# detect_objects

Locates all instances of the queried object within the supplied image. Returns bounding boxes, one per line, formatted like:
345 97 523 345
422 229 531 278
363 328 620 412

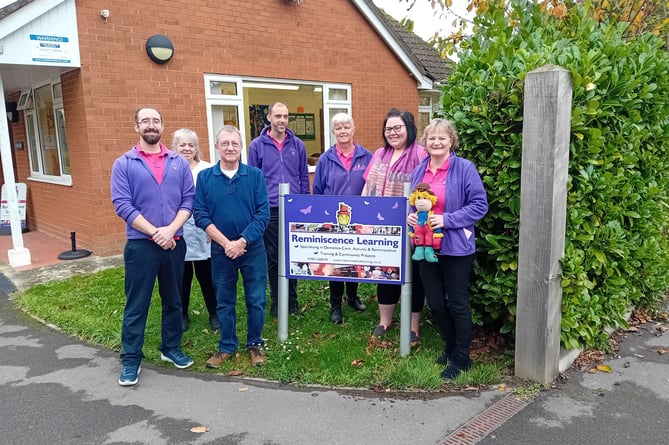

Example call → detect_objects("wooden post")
515 65 572 383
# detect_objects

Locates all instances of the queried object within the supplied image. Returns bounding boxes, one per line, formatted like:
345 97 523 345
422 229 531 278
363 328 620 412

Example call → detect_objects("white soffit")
350 0 433 90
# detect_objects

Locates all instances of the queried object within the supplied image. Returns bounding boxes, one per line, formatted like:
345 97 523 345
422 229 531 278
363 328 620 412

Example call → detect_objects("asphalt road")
478 310 669 445
0 282 501 445
3 260 668 445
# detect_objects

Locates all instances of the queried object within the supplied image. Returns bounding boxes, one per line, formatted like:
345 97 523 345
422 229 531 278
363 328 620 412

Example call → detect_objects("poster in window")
288 113 315 140
249 105 269 139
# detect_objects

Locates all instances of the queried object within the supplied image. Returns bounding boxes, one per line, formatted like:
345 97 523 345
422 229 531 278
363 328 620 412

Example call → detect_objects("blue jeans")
211 241 267 353
121 238 186 366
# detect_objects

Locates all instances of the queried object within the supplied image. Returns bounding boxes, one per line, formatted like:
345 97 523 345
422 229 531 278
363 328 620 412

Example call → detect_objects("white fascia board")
0 0 66 40
350 0 433 90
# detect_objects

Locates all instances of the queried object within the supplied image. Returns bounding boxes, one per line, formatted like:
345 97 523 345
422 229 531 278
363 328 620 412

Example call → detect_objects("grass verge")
13 267 509 391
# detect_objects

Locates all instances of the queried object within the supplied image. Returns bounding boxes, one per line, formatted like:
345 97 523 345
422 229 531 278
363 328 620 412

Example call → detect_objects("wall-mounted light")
145 34 174 64
100 9 110 24
5 101 19 123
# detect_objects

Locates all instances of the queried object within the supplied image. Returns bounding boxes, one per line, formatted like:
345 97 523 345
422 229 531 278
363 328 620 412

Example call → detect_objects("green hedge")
438 0 669 349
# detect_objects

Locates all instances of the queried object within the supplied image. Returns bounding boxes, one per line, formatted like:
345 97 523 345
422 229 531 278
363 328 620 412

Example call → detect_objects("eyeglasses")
137 118 162 127
384 124 405 134
218 141 241 149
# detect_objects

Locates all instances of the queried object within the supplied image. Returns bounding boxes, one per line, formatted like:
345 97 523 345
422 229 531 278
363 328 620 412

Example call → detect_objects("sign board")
284 194 407 284
1 183 27 233
30 34 71 63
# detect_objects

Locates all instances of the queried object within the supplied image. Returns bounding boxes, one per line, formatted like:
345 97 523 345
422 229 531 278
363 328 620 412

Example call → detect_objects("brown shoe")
248 347 266 367
206 351 231 368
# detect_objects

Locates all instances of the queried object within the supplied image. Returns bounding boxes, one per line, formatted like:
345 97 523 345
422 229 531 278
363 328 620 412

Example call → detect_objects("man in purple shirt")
248 102 309 317
111 107 195 386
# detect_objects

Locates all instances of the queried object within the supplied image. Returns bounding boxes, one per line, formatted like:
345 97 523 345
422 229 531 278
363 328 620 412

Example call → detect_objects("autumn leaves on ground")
572 307 669 375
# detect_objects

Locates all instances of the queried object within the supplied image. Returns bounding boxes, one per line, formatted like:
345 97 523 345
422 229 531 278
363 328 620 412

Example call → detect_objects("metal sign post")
399 182 412 357
277 183 289 342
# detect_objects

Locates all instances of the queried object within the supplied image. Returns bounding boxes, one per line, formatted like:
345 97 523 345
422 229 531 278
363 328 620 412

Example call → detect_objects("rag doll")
408 183 443 262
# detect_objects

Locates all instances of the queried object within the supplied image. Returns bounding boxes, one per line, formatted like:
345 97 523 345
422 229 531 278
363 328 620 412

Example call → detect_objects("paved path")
477 313 669 445
0 261 502 445
2 257 668 445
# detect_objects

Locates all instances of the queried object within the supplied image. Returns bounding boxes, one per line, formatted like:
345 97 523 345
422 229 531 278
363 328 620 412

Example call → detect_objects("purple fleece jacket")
247 127 310 206
410 152 488 256
111 145 194 239
312 144 372 196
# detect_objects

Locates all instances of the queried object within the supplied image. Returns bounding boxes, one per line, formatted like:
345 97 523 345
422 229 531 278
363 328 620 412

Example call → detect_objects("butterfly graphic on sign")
300 205 312 215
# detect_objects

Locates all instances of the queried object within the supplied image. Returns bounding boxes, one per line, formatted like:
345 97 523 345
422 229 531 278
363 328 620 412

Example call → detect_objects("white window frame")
323 84 352 155
24 79 72 186
204 74 352 172
203 76 246 163
16 89 32 111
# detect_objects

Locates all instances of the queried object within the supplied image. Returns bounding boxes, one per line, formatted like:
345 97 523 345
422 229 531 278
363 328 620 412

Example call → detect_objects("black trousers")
329 281 359 308
419 254 475 366
264 207 298 307
182 258 217 318
376 261 425 312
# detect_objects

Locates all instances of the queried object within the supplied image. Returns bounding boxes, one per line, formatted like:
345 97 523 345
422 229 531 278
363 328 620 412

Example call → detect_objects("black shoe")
289 300 300 315
209 314 220 331
372 324 389 338
347 297 366 312
410 331 420 348
181 316 189 332
441 359 472 380
436 350 452 365
270 301 278 318
330 307 342 324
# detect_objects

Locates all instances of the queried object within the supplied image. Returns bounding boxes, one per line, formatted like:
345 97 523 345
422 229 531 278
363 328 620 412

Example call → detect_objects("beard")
141 131 161 145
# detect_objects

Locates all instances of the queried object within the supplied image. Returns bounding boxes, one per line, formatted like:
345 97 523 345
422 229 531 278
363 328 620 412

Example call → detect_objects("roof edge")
0 0 65 40
351 0 434 89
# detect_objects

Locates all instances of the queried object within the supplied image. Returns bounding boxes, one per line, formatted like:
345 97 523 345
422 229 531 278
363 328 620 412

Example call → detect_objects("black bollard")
58 231 92 260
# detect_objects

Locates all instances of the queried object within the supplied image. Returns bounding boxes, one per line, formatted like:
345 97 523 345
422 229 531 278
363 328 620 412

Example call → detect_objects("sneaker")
206 351 232 368
372 324 389 338
410 331 419 348
160 349 194 369
441 359 472 380
209 314 220 331
118 364 141 386
249 346 266 367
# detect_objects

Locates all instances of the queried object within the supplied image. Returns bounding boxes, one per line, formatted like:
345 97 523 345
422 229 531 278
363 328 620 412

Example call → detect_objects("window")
417 92 440 139
23 80 71 185
204 75 351 172
16 89 32 111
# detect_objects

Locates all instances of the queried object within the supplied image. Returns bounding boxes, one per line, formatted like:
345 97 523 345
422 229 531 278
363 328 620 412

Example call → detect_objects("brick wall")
11 0 419 256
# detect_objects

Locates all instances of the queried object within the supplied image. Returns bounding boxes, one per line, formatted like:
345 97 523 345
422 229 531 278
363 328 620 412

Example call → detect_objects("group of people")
110 102 488 386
